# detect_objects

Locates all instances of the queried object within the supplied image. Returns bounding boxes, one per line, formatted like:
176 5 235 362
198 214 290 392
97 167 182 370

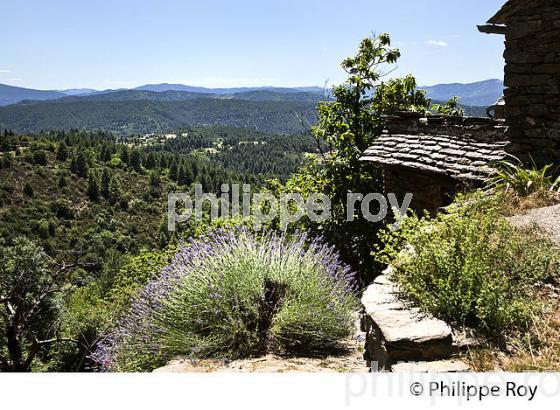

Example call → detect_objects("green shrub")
94 230 358 371
487 159 559 197
23 182 34 197
32 149 48 166
375 199 560 341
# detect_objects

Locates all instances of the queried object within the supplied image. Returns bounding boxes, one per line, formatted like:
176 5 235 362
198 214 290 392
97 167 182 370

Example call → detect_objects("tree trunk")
6 324 25 371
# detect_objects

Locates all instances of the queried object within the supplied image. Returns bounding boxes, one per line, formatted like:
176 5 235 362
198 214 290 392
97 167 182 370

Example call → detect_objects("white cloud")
427 40 448 47
0 69 10 74
8 78 22 82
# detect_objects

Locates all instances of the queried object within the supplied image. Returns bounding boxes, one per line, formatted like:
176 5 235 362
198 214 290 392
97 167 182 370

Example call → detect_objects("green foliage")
102 231 357 371
0 98 318 135
72 150 89 178
109 247 177 310
373 75 430 114
56 142 68 161
431 96 465 117
0 237 70 371
487 159 560 197
87 172 100 201
375 195 560 341
277 34 426 283
32 149 48 166
23 182 34 197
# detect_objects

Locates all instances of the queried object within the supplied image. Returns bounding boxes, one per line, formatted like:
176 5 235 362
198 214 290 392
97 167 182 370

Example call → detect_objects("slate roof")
487 0 529 25
360 132 510 181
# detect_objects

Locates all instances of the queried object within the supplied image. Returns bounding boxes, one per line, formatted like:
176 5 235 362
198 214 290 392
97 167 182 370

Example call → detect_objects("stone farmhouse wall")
503 1 560 165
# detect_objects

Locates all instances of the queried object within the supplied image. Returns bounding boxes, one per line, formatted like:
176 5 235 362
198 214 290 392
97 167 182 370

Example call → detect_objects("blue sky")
0 0 506 90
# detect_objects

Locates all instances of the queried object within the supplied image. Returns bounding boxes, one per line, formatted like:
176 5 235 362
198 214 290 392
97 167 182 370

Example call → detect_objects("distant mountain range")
0 83 327 106
0 79 503 107
421 79 504 107
0 79 503 135
134 83 325 95
0 84 67 106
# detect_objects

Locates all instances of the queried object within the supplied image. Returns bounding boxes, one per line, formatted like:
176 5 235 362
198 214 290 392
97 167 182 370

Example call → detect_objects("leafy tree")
0 237 76 372
23 182 34 197
2 153 13 169
373 75 430 114
431 96 465 117
145 152 157 169
149 171 161 188
87 172 100 201
32 150 48 166
0 136 12 152
108 178 122 205
73 151 89 178
178 165 194 186
58 173 67 189
169 160 179 182
130 149 142 172
279 33 428 284
56 142 69 161
100 168 111 198
119 146 130 165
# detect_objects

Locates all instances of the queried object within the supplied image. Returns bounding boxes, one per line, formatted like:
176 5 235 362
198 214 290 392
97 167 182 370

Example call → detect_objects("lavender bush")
93 229 358 371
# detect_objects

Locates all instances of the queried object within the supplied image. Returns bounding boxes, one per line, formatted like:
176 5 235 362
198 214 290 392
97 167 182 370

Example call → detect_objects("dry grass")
465 293 560 372
499 190 560 217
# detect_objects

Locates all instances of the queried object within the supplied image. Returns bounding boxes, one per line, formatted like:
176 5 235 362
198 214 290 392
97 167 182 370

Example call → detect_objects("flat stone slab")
508 203 560 245
391 359 470 373
361 274 453 369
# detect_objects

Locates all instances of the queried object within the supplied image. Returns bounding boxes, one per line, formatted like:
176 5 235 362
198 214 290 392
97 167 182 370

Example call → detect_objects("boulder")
361 273 453 371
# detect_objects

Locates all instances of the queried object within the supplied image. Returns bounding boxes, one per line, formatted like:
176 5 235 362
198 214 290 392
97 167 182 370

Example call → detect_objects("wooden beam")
477 24 507 35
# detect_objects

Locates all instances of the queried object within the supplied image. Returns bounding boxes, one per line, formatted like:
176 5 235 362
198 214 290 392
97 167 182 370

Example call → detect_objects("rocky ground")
508 203 560 245
154 319 369 373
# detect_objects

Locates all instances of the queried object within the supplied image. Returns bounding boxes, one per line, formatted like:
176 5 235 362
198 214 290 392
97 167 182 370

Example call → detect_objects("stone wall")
383 165 460 216
503 0 560 166
384 113 507 143
371 113 507 215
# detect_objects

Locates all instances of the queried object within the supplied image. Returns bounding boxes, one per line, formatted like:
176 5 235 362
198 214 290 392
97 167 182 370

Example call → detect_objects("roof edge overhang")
477 24 507 35
487 0 524 25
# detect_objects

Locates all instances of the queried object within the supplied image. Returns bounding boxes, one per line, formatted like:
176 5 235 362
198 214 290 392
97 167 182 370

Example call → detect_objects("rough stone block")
361 274 453 371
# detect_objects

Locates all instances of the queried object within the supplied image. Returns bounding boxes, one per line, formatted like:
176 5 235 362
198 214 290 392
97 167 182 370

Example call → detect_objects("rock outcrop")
361 270 469 372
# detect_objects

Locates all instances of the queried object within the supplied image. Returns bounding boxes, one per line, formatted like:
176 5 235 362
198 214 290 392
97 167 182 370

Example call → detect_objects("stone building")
360 0 560 214
361 114 508 214
478 0 560 167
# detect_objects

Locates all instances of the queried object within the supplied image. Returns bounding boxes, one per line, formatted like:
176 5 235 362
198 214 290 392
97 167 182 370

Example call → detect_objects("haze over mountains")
0 79 503 135
421 79 504 106
0 80 503 107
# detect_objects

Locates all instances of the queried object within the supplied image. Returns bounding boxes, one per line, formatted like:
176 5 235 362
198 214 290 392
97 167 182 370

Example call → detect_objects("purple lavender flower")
92 227 357 371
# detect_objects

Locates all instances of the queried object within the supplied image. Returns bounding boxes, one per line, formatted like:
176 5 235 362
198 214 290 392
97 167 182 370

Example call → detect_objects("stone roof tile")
361 132 510 181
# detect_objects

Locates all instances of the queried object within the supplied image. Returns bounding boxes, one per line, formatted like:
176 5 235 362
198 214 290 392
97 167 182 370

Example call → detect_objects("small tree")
130 149 142 172
108 178 122 205
169 161 179 182
73 151 89 178
58 173 67 189
0 237 77 372
87 172 100 201
56 142 68 162
100 168 111 198
145 152 157 170
119 146 130 165
279 33 430 284
23 182 34 197
32 150 48 166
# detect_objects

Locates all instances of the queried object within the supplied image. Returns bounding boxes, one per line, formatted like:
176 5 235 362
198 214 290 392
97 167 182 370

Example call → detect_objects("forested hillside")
0 98 317 135
0 126 316 370
0 127 313 263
